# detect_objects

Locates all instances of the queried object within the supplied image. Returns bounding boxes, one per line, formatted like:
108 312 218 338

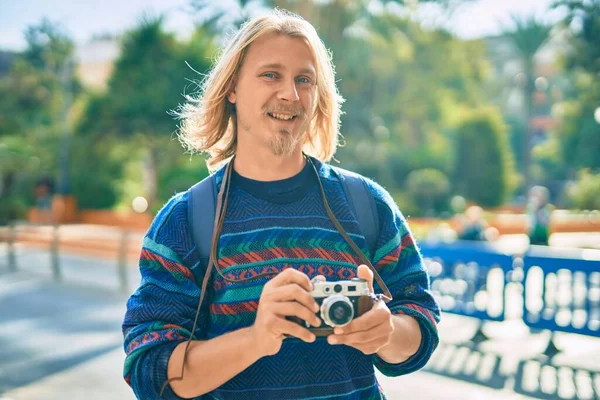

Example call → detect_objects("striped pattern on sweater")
122 158 440 400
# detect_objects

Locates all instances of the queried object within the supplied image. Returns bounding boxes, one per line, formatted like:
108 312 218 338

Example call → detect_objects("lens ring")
320 294 354 327
329 302 352 325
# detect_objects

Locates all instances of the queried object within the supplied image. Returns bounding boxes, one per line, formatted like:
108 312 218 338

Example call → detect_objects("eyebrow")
258 63 316 77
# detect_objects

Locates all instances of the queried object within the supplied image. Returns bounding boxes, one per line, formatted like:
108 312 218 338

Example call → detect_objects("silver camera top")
310 278 370 298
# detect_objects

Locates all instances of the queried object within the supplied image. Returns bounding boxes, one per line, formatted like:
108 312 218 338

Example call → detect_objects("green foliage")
556 100 600 170
78 18 216 207
9 1 589 214
505 15 551 60
22 18 74 74
504 115 527 171
554 0 600 76
390 190 418 219
567 169 600 210
0 19 79 221
80 17 186 139
0 137 39 223
157 155 209 206
0 195 29 224
405 168 450 216
0 19 79 139
0 61 59 135
329 12 491 208
453 107 515 207
531 137 568 196
552 1 600 173
68 136 125 209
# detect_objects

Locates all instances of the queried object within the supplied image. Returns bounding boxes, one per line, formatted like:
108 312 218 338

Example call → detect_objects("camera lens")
329 301 353 326
334 284 342 293
320 294 354 327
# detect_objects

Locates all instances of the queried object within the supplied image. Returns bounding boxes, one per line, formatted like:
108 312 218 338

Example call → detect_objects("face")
227 32 317 157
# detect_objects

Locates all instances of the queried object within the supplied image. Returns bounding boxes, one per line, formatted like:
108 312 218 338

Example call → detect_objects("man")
526 185 552 246
123 9 440 400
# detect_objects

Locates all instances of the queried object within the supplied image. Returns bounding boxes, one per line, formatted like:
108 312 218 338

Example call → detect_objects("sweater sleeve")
122 192 209 400
364 179 441 377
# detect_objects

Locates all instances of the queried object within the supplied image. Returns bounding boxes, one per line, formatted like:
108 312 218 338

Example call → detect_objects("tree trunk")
0 171 15 199
0 171 16 224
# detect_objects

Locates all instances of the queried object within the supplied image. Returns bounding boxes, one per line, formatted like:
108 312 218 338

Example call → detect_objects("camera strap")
305 156 392 302
163 156 392 395
189 155 392 299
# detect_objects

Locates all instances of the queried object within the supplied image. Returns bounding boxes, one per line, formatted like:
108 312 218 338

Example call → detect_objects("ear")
226 76 238 104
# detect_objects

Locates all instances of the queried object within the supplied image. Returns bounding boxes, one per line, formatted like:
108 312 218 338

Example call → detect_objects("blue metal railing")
420 240 514 322
522 246 600 337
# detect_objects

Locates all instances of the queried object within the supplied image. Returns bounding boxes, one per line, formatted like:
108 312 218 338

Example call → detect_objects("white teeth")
271 113 295 121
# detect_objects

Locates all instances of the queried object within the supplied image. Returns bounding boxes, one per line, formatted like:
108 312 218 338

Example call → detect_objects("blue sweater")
122 157 440 399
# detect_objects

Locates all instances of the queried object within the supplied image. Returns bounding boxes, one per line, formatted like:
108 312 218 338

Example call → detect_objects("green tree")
453 108 515 208
553 0 600 172
338 13 490 191
68 134 127 209
185 0 494 200
405 168 450 216
0 19 78 220
567 169 600 210
79 17 215 208
22 18 74 74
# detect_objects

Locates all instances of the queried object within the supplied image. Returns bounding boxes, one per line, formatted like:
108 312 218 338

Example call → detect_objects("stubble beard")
269 128 303 156
238 111 308 157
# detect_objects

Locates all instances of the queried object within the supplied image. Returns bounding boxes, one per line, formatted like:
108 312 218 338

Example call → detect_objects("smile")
268 112 297 121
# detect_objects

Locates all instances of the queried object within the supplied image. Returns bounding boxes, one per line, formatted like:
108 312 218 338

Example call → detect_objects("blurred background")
0 1 599 399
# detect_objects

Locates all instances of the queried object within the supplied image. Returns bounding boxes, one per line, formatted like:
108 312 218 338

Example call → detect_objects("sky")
0 0 564 52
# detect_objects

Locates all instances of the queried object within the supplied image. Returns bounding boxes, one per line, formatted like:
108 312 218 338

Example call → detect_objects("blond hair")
175 9 344 172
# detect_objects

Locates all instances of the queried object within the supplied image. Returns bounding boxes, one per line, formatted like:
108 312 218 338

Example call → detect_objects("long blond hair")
175 9 345 172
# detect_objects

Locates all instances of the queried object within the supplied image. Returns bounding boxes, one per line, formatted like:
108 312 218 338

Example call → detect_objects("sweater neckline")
230 157 319 204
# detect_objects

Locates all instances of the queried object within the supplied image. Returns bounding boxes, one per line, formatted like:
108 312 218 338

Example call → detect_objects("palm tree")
505 16 551 192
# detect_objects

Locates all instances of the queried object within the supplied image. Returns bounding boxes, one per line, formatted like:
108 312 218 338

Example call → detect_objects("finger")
268 268 313 291
333 304 389 334
328 334 384 354
271 302 321 327
357 265 374 293
277 318 317 343
340 338 386 355
328 321 392 347
268 284 320 313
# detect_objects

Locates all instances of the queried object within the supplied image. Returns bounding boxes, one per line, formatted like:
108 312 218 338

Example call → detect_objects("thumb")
356 264 374 293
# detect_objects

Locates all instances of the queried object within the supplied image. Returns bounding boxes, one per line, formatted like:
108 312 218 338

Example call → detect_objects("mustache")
264 105 305 117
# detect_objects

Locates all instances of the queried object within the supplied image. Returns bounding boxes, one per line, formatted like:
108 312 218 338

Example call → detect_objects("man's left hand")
326 265 394 355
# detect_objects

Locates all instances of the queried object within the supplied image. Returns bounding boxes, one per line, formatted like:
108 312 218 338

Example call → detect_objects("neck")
233 148 306 182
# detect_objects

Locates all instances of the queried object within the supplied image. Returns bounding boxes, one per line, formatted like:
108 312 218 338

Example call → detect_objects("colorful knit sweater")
122 157 440 400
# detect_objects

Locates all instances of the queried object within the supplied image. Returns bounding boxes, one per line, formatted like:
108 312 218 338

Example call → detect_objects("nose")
277 78 300 102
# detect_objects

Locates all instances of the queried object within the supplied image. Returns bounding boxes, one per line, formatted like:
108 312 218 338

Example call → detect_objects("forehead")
241 32 316 73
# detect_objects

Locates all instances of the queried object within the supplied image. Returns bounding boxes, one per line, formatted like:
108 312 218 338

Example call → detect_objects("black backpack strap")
188 174 217 265
331 167 379 258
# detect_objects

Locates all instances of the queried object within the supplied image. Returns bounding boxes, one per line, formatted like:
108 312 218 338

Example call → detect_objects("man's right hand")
250 268 321 356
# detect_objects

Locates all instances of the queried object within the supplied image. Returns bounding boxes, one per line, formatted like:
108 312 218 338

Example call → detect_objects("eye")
262 72 277 79
296 76 312 84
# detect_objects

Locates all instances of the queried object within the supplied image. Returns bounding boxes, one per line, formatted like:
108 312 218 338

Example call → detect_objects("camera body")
288 278 374 336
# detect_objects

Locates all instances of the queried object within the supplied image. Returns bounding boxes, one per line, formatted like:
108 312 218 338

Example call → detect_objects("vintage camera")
288 278 375 336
